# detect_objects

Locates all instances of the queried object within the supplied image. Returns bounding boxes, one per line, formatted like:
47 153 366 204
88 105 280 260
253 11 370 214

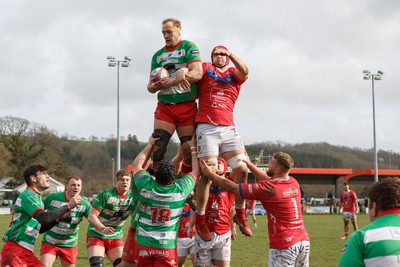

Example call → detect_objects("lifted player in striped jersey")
131 135 199 267
338 177 400 267
40 176 91 267
87 169 133 267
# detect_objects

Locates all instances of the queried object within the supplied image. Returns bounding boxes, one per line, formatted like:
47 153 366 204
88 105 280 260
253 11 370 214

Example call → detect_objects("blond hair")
162 18 181 29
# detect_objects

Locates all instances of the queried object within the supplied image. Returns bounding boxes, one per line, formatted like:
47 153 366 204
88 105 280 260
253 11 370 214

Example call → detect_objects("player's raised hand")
67 195 82 210
199 159 215 176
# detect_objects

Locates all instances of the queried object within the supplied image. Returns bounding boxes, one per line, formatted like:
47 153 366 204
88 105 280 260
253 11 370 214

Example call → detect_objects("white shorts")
196 124 244 158
342 212 357 222
177 236 196 257
195 231 232 265
269 240 310 267
246 209 255 215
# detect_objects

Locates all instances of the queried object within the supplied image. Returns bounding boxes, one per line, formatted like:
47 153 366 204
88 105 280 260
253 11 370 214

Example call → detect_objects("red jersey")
205 182 235 235
340 190 358 212
195 62 245 126
239 176 309 249
178 203 195 238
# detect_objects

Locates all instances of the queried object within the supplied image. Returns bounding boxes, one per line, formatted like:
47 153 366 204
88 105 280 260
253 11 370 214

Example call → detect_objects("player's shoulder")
181 39 198 47
81 196 91 206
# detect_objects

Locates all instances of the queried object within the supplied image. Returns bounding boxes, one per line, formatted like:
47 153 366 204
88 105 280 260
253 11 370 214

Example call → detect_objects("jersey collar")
378 208 400 218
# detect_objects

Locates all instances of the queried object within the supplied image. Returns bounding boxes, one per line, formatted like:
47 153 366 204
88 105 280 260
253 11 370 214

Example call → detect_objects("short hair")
273 152 294 170
162 18 181 29
368 177 400 211
115 169 132 180
23 164 47 186
155 160 176 185
66 176 81 186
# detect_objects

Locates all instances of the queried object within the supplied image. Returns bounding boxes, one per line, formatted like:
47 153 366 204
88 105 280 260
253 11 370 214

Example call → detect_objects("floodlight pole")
107 56 131 171
363 70 383 183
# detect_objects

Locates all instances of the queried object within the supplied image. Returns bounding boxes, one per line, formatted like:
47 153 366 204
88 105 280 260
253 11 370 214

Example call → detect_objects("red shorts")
134 244 177 267
86 235 124 252
1 241 42 267
40 242 78 264
122 226 136 262
154 101 197 127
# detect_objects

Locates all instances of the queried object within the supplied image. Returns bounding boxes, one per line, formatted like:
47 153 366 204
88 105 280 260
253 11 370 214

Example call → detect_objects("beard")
266 169 274 177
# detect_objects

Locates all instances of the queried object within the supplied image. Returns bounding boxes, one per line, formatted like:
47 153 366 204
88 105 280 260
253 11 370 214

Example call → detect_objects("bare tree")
0 116 61 186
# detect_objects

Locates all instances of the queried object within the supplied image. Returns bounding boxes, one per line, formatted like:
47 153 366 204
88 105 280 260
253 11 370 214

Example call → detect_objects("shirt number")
150 207 171 223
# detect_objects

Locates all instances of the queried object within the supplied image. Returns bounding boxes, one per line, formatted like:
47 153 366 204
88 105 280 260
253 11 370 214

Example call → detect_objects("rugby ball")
151 67 169 82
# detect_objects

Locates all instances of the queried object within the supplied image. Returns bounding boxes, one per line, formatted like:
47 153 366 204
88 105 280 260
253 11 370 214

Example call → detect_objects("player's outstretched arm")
187 136 199 182
132 136 158 174
242 159 269 181
35 195 82 233
199 159 241 199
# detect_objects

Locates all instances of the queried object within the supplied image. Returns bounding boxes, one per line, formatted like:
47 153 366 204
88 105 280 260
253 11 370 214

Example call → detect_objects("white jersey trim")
364 255 400 267
140 189 187 202
364 226 400 243
138 227 177 240
45 235 76 245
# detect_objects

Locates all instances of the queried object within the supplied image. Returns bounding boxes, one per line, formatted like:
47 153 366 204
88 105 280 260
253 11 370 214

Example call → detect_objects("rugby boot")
233 214 253 237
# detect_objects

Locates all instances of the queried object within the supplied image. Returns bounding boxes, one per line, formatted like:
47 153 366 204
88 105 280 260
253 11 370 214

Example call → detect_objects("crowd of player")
1 16 398 267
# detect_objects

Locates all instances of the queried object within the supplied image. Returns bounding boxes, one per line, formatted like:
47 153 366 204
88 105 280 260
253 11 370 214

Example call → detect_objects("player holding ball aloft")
147 18 202 172
194 45 251 241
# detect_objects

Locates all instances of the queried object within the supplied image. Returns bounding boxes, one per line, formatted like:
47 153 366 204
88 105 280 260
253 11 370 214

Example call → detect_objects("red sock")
235 207 246 219
181 162 192 174
196 212 206 224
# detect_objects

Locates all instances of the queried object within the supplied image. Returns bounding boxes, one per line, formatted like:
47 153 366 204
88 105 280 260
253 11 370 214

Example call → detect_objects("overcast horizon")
1 0 399 153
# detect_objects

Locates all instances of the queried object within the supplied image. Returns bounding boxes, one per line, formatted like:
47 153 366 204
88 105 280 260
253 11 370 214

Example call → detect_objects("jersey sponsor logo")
147 249 170 257
138 249 149 257
283 188 298 198
391 227 400 238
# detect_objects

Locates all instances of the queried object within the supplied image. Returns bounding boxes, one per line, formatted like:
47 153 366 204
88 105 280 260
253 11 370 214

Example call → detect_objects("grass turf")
0 213 369 266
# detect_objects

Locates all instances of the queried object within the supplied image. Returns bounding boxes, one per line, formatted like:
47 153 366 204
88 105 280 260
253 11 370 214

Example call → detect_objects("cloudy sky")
1 0 399 154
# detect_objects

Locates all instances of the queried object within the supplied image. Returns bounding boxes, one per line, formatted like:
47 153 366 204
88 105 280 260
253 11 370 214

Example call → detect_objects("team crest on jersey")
341 243 348 253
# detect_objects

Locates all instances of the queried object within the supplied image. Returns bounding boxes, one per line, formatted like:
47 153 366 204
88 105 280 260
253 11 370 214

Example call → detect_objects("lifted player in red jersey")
194 45 251 241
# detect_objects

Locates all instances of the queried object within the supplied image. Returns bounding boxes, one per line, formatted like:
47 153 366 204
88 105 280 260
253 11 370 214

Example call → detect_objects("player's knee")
152 129 172 162
89 256 104 267
206 157 218 167
113 257 122 267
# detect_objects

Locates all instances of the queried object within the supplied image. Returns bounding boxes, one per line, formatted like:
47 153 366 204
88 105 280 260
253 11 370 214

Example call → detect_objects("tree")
0 116 64 186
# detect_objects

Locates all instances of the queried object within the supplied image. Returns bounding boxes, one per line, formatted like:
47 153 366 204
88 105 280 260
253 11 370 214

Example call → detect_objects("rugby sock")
235 207 246 219
181 162 192 174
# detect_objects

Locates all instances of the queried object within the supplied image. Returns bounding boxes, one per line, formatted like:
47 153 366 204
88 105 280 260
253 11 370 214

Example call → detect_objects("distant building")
0 177 65 214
